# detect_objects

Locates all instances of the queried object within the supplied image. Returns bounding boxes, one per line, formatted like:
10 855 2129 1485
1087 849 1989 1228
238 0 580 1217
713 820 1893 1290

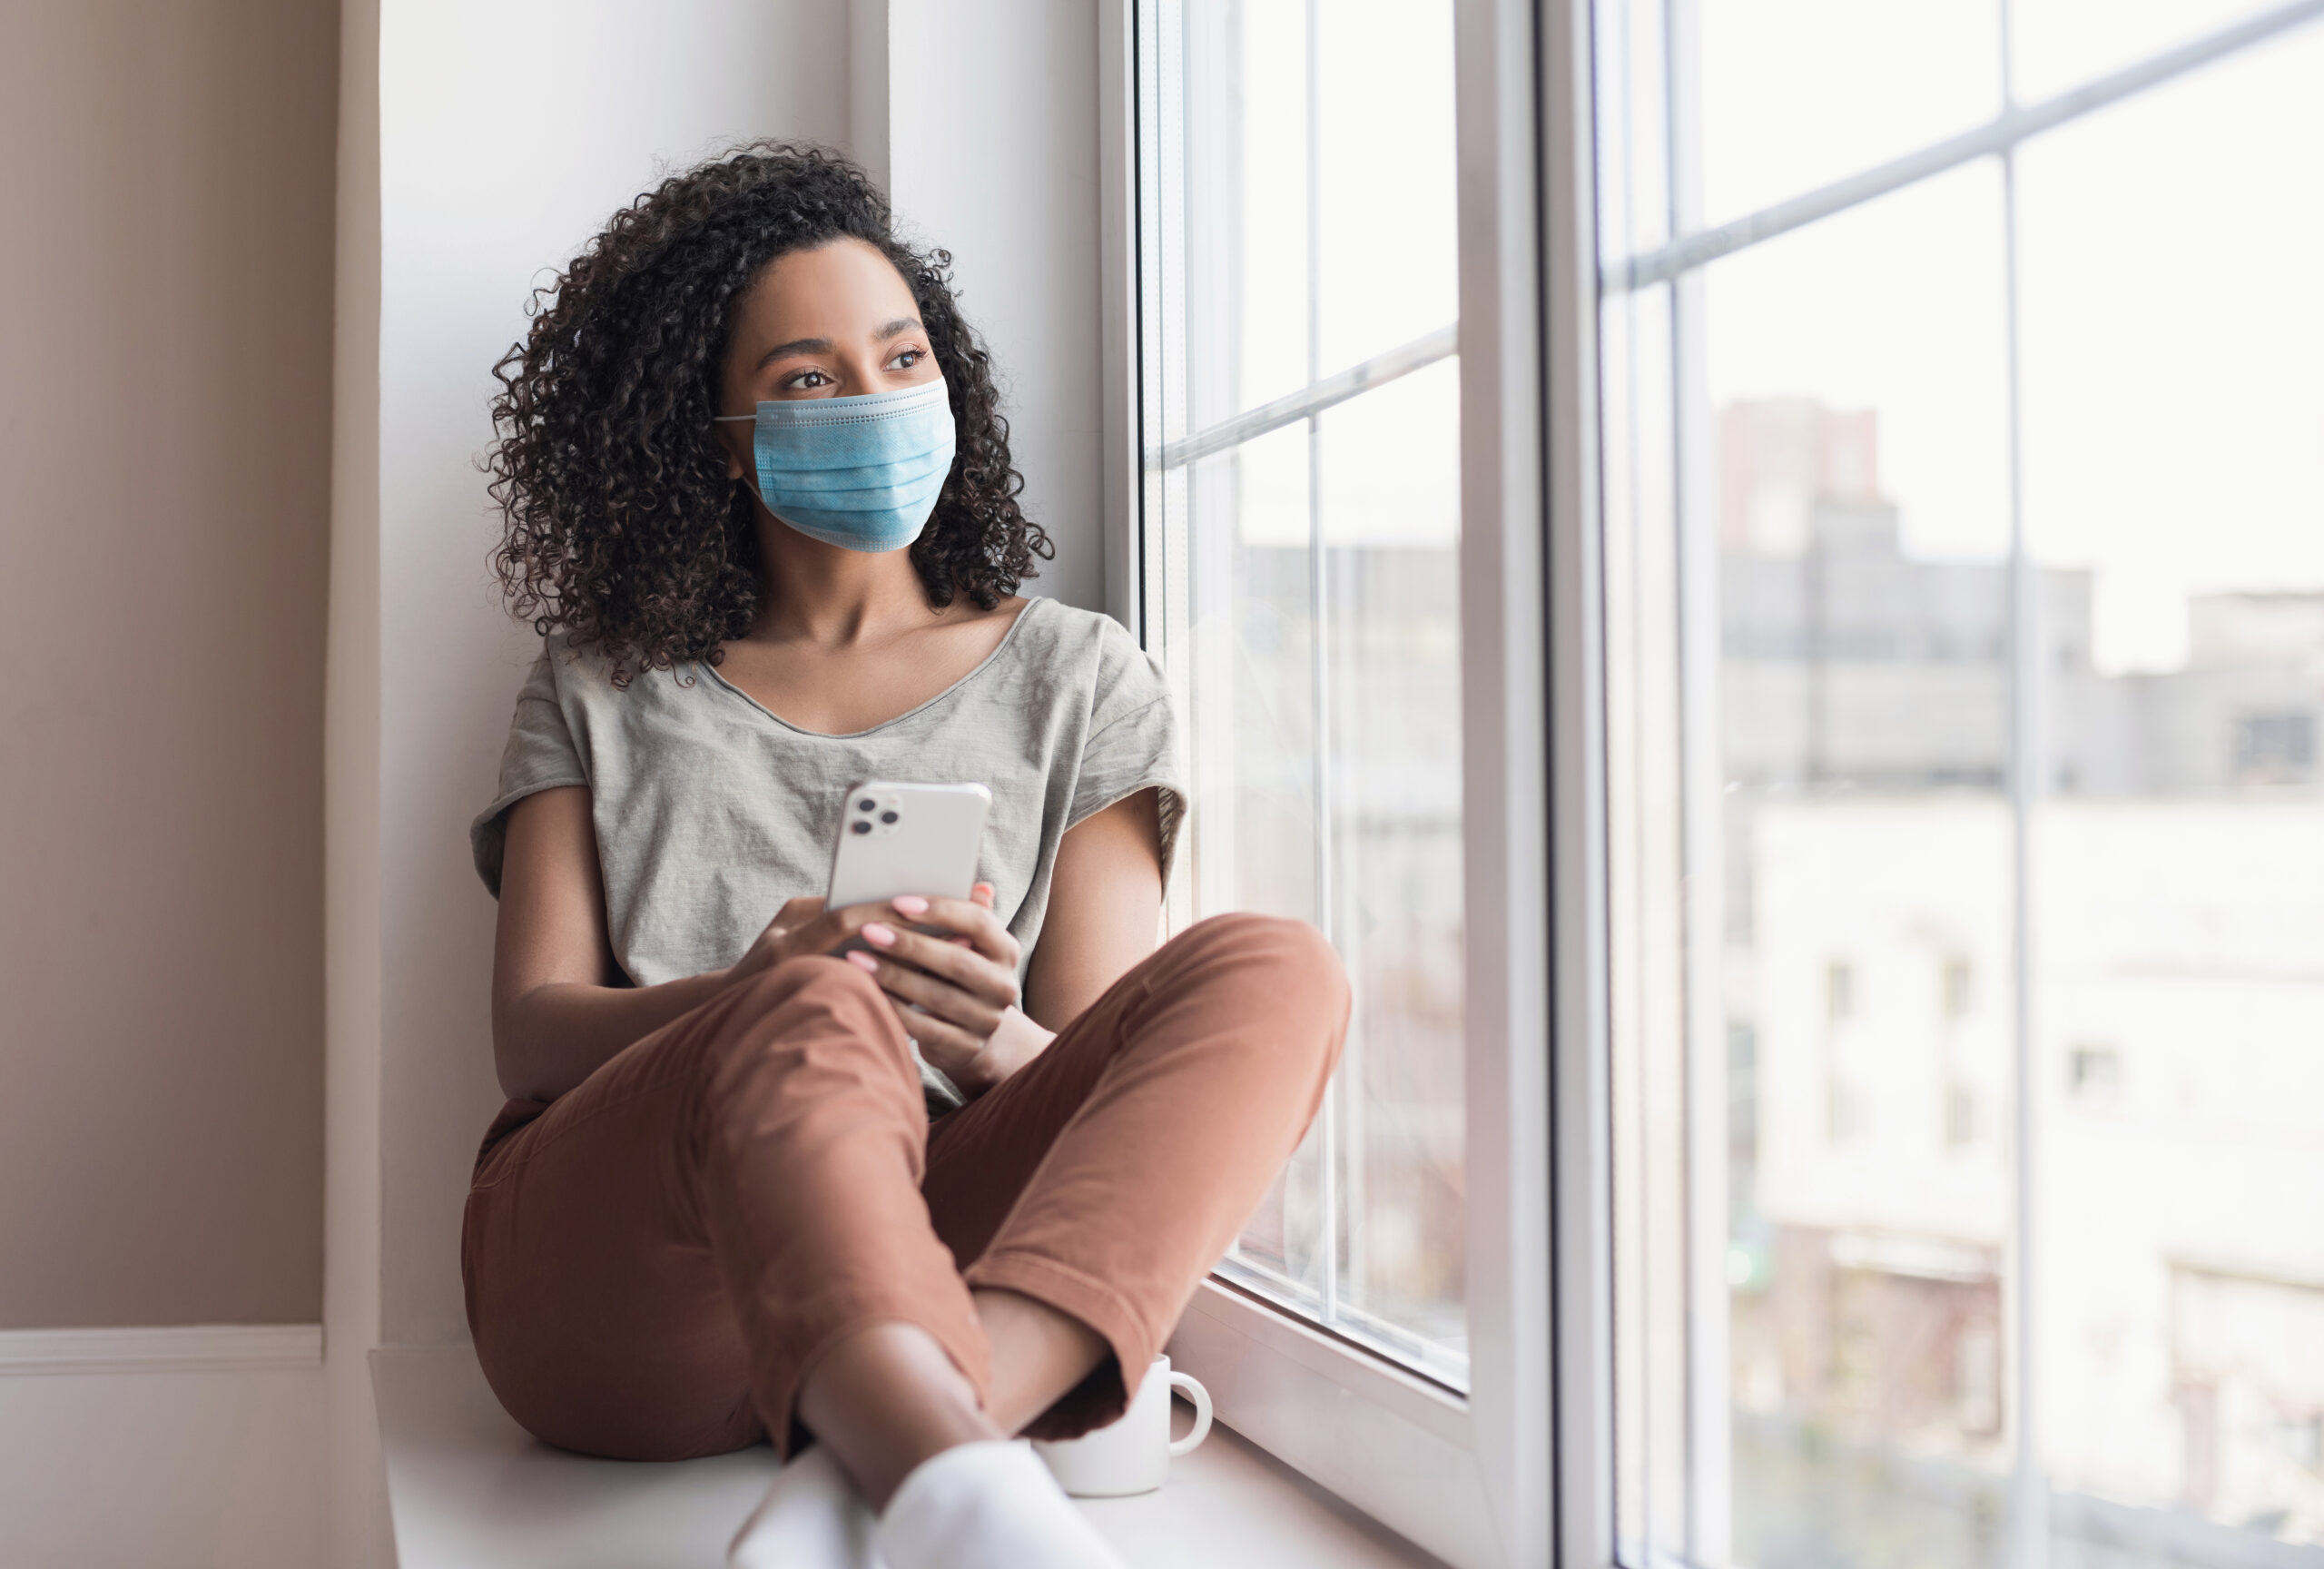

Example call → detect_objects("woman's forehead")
735 239 916 341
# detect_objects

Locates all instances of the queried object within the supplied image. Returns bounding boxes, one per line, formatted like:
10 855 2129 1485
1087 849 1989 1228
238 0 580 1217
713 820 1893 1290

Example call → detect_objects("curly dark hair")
485 141 1049 686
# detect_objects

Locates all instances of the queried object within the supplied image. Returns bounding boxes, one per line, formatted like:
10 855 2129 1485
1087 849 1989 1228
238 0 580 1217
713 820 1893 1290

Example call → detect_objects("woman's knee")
1182 912 1346 995
1170 913 1350 1063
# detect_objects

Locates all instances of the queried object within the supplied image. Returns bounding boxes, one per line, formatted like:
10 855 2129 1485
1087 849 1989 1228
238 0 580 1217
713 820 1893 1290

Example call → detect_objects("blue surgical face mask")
714 378 956 552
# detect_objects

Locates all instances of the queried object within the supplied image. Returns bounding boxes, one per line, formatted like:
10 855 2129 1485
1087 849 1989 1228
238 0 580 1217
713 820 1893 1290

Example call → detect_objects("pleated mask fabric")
716 379 957 552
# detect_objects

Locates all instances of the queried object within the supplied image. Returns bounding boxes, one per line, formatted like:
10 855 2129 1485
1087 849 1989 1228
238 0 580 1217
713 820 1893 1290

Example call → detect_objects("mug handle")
1166 1371 1214 1457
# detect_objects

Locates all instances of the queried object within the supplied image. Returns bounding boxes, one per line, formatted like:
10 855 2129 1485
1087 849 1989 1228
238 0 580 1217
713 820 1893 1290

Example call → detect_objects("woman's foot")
728 1443 885 1569
875 1439 1128 1569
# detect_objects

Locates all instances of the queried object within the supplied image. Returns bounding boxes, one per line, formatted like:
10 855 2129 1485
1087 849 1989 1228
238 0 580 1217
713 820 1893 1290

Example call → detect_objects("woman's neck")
747 513 939 647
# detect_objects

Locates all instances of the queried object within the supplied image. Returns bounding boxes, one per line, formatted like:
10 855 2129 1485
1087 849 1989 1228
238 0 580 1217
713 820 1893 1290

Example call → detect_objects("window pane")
1192 0 1308 425
2010 0 2291 103
1317 357 1466 1377
2018 25 2324 1555
1712 165 2019 1569
1600 8 2324 1569
1164 0 1457 431
1605 158 2023 1568
1187 426 1327 1313
1313 2 1458 378
1693 0 2002 228
1140 0 1467 1388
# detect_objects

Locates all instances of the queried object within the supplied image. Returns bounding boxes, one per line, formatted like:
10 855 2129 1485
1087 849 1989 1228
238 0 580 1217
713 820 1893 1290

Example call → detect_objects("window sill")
372 1343 1443 1568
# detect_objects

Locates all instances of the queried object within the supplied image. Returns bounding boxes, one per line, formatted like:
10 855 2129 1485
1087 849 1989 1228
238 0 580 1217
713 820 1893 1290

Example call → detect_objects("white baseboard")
0 1323 323 1376
0 1330 330 1569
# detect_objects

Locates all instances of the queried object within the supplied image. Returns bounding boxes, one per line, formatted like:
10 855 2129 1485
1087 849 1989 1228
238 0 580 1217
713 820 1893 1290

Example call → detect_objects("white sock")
728 1443 886 1569
876 1439 1128 1569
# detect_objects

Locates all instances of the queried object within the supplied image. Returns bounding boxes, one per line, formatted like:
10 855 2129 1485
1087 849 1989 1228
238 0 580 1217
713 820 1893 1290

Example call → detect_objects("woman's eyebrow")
753 320 921 370
755 336 832 369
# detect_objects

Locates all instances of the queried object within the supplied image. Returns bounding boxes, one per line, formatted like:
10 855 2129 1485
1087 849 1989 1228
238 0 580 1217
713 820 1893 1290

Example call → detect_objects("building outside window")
1597 3 2324 1567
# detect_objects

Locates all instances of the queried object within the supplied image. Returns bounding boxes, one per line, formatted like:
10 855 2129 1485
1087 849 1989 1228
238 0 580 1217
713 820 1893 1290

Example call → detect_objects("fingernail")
862 923 897 947
950 936 972 947
891 895 929 916
845 951 880 973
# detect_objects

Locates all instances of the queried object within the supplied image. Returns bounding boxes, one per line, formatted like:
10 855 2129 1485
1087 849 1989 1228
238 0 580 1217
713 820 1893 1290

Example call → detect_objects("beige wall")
0 1 338 1326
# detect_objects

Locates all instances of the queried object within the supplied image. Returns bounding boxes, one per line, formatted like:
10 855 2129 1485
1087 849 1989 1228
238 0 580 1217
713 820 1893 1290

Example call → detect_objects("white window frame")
1095 3 1597 1565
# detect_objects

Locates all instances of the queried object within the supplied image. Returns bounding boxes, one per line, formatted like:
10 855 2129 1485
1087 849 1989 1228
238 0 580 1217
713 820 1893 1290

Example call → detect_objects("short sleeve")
468 651 589 898
1068 621 1187 885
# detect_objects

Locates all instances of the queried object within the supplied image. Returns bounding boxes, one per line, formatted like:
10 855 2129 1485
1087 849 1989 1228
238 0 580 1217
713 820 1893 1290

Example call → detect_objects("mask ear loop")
714 414 765 511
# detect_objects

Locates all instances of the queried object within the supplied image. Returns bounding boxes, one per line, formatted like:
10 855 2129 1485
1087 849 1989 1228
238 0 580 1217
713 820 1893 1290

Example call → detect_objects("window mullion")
1155 323 1457 470
1998 3 2048 1564
1301 0 1342 1330
1663 0 1733 1558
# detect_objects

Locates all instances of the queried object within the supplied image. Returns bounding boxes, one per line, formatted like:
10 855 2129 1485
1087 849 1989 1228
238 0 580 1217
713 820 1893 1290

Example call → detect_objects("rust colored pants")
461 912 1348 1462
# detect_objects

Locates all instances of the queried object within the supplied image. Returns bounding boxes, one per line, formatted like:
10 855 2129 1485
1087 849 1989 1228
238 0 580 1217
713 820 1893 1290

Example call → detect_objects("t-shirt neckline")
696 596 1047 740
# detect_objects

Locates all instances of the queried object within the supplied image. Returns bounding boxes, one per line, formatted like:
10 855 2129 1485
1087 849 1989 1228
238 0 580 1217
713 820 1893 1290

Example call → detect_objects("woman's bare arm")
497 784 1163 1102
490 786 738 1101
1019 788 1165 1031
492 787 917 1101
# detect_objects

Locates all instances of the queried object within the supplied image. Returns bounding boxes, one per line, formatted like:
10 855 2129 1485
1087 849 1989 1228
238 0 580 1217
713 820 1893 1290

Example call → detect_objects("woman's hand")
845 884 1055 1095
730 894 886 981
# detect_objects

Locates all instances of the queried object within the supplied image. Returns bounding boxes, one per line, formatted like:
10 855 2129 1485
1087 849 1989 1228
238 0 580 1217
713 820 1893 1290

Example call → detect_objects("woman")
463 141 1349 1569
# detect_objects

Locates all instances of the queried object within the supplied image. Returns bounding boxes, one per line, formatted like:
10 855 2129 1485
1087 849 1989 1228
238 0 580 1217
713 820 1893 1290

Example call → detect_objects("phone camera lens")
858 798 876 813
880 810 899 824
851 819 872 835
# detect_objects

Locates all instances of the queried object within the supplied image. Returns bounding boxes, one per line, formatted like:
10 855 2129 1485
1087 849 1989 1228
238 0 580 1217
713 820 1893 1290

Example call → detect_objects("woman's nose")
833 349 896 396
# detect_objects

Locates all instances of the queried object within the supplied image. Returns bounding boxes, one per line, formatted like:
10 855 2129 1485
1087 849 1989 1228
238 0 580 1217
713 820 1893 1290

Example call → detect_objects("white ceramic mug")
1032 1353 1213 1497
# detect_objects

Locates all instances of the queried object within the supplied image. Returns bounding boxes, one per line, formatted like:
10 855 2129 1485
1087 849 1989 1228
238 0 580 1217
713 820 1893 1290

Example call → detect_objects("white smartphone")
824 779 993 912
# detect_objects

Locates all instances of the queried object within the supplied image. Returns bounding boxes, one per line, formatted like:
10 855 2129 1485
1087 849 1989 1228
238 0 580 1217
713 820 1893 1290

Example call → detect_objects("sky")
1686 0 2324 673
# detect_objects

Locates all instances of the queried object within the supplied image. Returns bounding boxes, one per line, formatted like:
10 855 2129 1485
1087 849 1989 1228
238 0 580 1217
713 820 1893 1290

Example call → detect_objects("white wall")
886 0 1107 611
349 0 1111 1359
371 0 856 1352
332 17 1112 1549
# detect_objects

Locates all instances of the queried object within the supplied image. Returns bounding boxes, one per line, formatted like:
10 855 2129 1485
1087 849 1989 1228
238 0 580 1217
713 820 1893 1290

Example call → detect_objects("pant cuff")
962 1250 1157 1441
758 1296 994 1461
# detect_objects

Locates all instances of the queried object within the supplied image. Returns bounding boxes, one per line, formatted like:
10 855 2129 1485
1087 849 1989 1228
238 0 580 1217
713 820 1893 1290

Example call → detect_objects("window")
2232 711 2317 784
1945 1080 1980 1149
1944 956 1974 1020
1116 2 1551 1563
1595 6 2324 1569
1822 959 1855 1022
1135 0 1468 1388
2066 1043 2121 1105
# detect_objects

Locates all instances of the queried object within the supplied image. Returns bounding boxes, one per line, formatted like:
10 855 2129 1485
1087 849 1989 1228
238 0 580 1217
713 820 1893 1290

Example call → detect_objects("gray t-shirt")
469 597 1184 1101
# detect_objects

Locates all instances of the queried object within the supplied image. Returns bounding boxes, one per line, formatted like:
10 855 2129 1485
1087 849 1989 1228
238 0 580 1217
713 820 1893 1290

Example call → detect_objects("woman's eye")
782 369 832 390
886 348 924 371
